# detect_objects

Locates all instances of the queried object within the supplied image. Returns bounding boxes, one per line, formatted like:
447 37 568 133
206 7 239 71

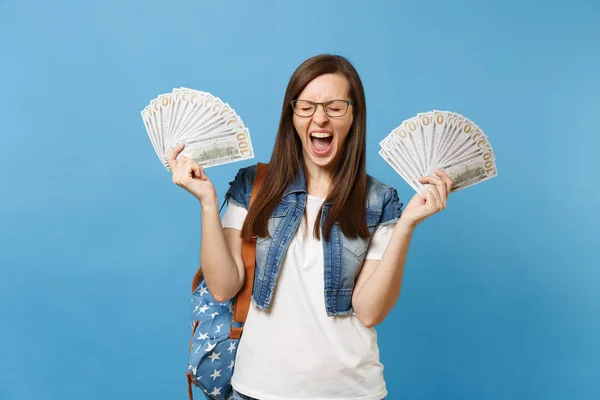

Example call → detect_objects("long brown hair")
241 54 370 242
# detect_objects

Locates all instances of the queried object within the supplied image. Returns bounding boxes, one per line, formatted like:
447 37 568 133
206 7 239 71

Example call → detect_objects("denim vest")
223 164 403 316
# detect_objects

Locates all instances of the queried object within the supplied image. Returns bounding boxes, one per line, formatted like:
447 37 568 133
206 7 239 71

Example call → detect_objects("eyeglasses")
290 99 353 118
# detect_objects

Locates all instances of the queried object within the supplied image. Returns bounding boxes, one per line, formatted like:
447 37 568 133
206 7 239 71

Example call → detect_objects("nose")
313 104 329 125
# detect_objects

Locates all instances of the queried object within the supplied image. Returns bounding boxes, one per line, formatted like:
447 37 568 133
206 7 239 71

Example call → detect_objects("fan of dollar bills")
379 111 497 193
141 87 254 170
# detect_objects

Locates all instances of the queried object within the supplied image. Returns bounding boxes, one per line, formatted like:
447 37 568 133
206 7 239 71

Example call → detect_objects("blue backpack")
186 163 267 400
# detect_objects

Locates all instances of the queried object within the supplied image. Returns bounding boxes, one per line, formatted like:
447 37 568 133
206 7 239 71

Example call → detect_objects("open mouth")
310 131 334 155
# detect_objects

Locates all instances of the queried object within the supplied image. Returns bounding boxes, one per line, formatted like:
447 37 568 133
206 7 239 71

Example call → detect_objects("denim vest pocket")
341 211 381 259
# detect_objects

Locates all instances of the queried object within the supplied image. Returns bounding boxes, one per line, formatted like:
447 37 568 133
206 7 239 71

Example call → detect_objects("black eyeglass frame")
290 99 354 118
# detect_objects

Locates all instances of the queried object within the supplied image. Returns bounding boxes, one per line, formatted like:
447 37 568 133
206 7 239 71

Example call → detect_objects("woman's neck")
303 160 334 198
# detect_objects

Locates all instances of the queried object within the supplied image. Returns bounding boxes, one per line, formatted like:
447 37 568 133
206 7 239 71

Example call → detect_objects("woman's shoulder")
366 174 399 200
365 174 403 222
224 164 260 210
233 164 259 184
366 174 395 191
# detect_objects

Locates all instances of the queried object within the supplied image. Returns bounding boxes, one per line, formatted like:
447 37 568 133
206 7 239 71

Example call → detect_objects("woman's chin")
305 145 337 170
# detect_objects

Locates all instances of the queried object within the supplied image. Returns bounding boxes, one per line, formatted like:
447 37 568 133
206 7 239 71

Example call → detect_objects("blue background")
1 0 598 399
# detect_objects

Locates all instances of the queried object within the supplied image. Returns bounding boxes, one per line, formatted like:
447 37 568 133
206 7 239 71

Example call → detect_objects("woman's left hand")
398 170 453 230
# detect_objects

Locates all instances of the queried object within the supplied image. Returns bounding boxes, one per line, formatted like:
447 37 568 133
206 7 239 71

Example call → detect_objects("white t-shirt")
222 195 395 400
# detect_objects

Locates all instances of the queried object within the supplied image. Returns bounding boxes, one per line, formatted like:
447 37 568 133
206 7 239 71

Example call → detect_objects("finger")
419 175 444 187
167 144 185 170
173 161 190 186
173 159 193 185
419 175 445 195
424 189 439 212
184 159 209 181
428 176 447 206
193 162 207 181
434 170 453 195
198 164 209 181
428 185 444 211
191 162 202 179
421 175 448 207
434 169 453 195
181 159 196 178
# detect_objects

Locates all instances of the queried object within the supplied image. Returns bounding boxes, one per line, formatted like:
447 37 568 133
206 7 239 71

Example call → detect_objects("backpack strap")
229 162 268 339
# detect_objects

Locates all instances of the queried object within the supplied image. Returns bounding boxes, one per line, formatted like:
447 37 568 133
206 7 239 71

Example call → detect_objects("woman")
168 54 452 400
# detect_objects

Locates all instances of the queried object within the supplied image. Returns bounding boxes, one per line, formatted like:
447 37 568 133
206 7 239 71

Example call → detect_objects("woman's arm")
351 222 414 327
199 202 245 302
352 170 453 327
168 144 244 302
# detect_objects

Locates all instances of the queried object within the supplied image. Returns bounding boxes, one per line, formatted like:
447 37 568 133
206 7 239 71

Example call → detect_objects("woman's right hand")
167 144 218 207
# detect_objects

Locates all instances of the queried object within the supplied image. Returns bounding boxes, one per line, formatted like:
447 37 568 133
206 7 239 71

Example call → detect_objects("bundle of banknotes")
379 111 497 193
141 87 255 170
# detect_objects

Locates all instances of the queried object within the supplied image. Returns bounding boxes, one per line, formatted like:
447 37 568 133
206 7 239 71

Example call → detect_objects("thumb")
167 143 185 169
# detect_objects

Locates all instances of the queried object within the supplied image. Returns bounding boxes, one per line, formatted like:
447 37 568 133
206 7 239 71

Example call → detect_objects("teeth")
310 132 332 138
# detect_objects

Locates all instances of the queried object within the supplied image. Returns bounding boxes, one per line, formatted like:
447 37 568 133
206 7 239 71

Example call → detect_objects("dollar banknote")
141 88 254 170
380 111 497 193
